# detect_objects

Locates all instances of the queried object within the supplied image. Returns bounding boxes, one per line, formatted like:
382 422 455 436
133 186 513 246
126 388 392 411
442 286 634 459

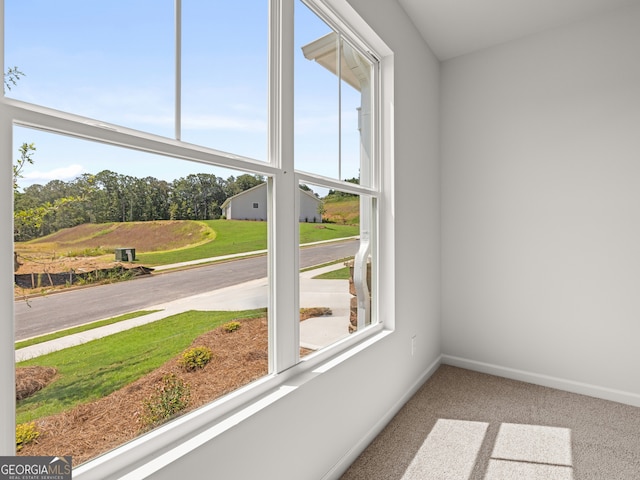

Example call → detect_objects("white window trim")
269 0 299 373
1 0 395 476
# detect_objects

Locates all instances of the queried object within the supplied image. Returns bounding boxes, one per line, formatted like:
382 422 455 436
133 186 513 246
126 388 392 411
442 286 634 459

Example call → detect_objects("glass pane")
4 1 174 137
295 1 374 186
298 183 375 357
13 126 269 466
295 2 339 178
181 1 269 160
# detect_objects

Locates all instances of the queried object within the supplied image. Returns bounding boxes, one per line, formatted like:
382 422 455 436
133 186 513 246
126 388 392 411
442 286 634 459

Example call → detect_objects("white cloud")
23 164 85 184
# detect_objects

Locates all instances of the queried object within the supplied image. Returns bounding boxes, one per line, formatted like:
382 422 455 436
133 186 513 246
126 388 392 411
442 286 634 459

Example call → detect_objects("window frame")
1 0 395 475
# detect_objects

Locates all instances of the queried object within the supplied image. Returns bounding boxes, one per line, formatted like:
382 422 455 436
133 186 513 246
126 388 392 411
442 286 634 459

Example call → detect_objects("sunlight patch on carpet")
492 423 573 466
402 419 489 480
487 423 574 480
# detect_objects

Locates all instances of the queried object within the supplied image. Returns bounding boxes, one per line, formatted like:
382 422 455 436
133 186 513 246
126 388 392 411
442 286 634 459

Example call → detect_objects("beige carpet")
340 365 640 480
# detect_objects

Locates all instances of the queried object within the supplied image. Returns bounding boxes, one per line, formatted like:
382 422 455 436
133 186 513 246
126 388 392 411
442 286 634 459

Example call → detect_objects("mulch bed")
18 317 269 466
17 314 318 466
16 366 58 400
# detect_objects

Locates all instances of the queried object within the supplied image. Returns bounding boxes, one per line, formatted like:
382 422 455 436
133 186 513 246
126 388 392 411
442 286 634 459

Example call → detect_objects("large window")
2 0 389 473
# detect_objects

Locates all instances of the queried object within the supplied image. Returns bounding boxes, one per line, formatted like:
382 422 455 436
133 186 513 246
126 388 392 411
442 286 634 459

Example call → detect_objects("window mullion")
175 0 182 141
268 0 299 373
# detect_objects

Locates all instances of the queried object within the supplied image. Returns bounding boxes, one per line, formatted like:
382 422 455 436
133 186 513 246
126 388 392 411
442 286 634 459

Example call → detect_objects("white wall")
441 3 640 404
142 1 441 479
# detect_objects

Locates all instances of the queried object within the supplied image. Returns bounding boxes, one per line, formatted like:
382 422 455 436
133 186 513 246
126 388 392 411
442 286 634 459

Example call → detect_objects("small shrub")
16 422 39 451
223 321 241 333
179 346 213 372
142 374 190 428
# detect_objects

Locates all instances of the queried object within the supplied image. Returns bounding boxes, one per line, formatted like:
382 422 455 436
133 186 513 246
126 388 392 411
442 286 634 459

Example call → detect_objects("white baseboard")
323 355 443 480
442 355 640 408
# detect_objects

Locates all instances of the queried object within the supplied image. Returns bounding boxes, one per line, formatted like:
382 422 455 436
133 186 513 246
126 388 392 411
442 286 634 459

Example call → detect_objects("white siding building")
221 183 323 222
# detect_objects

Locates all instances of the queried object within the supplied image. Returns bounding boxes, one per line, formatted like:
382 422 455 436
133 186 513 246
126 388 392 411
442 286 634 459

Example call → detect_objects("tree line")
14 170 265 241
7 67 272 241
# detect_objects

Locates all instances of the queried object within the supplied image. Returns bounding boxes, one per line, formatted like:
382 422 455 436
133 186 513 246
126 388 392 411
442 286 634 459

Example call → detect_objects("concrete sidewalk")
16 263 352 362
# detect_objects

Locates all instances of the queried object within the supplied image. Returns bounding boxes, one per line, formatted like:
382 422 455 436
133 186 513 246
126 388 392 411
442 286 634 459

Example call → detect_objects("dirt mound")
27 220 212 253
14 220 214 294
16 366 58 400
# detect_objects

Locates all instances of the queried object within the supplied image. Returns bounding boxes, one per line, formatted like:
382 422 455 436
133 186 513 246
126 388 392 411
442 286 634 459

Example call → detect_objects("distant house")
221 183 323 222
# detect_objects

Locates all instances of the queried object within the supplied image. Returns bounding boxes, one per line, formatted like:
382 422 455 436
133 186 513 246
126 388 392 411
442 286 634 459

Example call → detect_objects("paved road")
15 239 358 341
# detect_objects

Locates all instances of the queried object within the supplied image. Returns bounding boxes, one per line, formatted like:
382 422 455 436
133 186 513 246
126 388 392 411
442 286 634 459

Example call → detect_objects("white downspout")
344 43 372 329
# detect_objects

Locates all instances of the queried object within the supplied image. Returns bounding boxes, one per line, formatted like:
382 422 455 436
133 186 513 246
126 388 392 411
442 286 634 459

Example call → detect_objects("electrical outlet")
411 335 416 356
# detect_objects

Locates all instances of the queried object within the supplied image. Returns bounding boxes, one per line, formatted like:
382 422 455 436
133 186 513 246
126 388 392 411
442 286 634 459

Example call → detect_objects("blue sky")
5 0 364 191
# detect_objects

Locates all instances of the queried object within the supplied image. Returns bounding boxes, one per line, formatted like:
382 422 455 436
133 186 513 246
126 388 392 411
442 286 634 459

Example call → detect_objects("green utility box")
115 248 136 262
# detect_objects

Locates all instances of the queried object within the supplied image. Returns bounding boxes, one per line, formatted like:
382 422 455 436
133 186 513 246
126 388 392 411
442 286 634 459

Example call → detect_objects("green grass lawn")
299 223 358 244
136 220 267 265
137 220 358 266
16 308 266 424
312 267 351 280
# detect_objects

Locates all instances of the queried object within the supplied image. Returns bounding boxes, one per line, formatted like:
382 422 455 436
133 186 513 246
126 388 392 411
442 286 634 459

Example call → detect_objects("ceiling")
397 0 640 60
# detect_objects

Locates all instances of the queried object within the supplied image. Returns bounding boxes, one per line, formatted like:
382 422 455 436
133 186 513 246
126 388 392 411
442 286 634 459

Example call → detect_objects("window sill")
73 323 391 480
